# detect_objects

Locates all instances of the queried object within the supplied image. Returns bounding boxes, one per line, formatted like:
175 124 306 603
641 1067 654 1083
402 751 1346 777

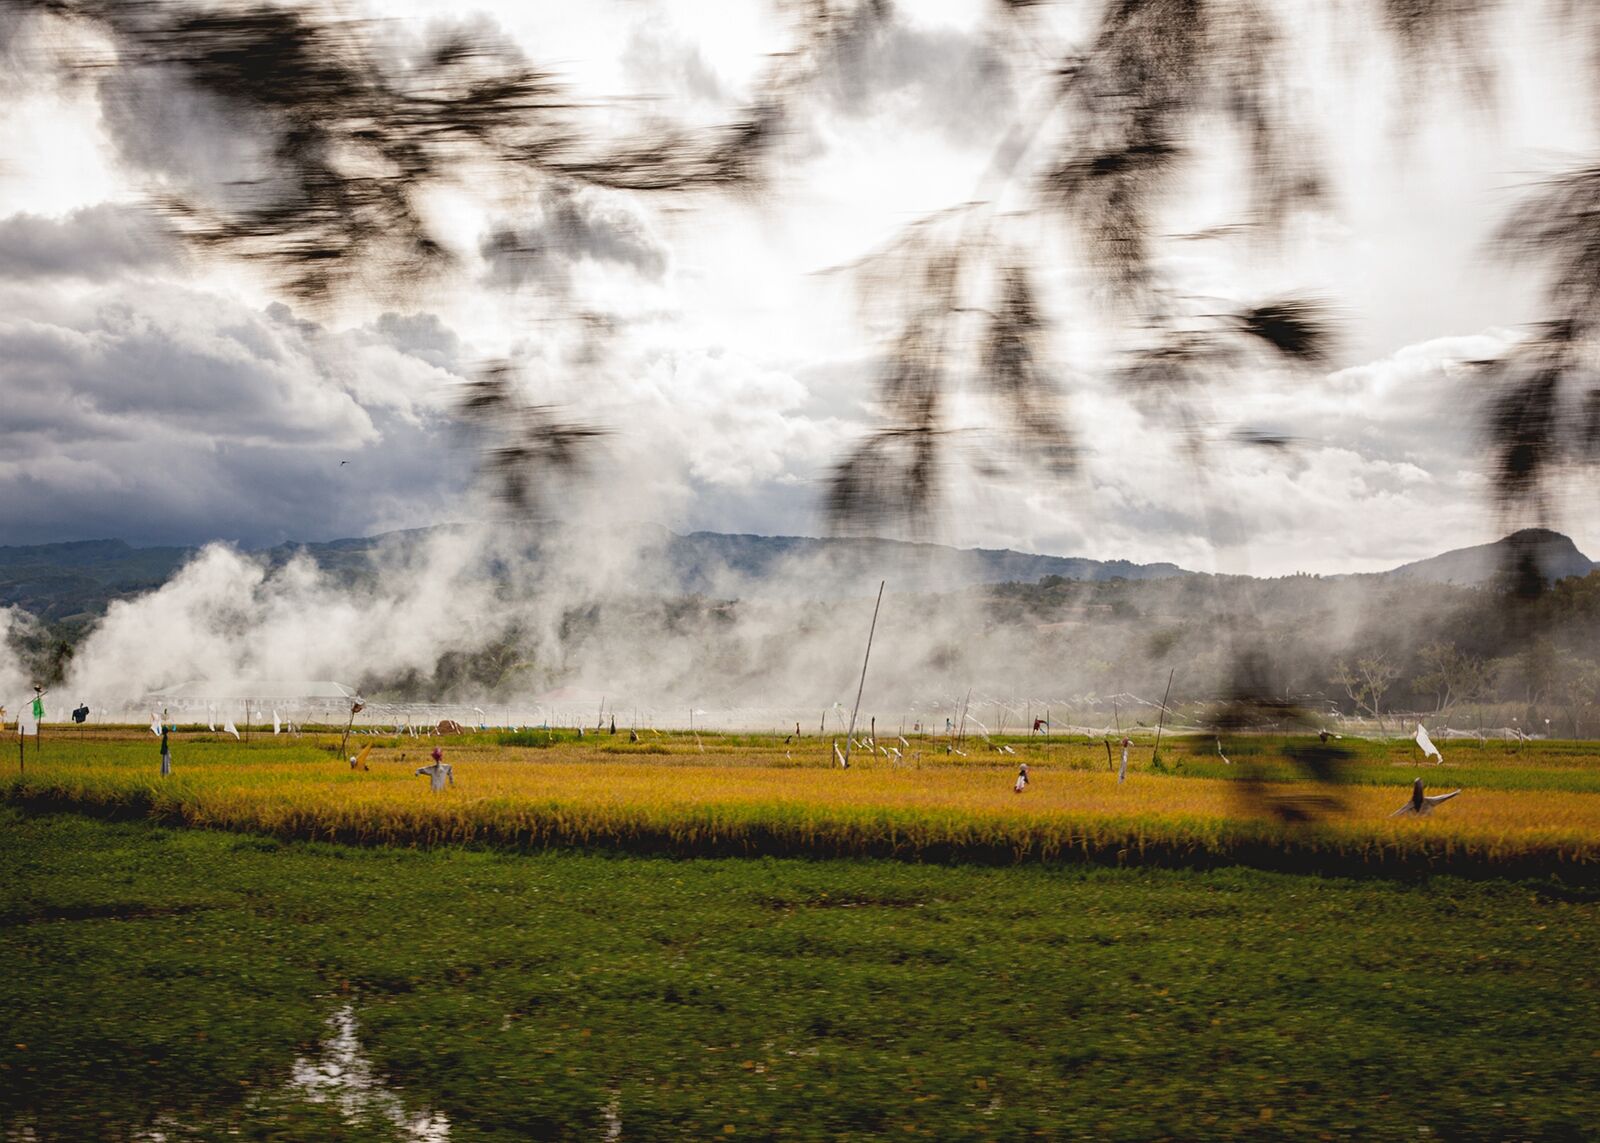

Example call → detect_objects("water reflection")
3 1004 451 1143
287 1005 451 1142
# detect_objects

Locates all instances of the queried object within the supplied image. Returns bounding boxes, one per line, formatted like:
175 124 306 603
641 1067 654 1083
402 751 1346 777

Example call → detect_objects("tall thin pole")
842 581 886 769
338 702 358 761
1153 668 1175 765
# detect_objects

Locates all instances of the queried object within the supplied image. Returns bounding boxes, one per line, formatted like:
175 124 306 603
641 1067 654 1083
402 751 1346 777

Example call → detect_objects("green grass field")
3 731 1599 1139
3 809 1598 1141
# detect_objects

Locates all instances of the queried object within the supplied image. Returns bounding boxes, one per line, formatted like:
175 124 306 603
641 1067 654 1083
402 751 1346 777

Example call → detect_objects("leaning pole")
842 581 886 770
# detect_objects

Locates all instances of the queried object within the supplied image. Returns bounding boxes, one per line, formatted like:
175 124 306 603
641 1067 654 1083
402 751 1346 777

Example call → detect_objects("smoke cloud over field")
14 504 1595 739
47 516 1013 728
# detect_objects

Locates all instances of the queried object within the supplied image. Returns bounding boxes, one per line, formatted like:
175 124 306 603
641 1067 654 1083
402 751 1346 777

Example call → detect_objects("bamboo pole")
338 701 359 761
841 581 886 769
1153 667 1175 766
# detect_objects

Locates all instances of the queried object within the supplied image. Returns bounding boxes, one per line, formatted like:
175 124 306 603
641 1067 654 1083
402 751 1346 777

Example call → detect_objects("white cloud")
0 0 1595 577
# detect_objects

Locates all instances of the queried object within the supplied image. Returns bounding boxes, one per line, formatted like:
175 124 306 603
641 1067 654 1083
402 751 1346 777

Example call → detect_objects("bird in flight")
1390 777 1461 817
339 460 349 466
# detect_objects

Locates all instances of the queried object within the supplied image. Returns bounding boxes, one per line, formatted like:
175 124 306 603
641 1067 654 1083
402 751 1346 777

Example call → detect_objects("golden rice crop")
7 731 1599 876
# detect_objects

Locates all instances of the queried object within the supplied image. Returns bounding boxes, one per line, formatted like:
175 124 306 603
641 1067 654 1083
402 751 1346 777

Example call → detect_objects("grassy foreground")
3 807 1598 1141
7 730 1600 878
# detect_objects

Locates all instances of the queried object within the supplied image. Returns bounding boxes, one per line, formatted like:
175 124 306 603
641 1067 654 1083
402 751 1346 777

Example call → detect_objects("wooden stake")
338 702 358 761
842 581 886 769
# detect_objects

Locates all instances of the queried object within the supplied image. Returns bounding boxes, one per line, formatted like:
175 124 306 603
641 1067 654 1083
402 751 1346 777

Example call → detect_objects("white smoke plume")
54 508 1043 730
0 606 43 714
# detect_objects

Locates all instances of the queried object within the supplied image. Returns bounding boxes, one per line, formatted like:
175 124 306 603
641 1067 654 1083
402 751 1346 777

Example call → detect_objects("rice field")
8 727 1599 877
6 731 1600 1139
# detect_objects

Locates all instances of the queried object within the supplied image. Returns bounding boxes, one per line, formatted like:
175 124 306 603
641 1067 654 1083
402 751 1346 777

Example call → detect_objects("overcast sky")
1 0 1596 575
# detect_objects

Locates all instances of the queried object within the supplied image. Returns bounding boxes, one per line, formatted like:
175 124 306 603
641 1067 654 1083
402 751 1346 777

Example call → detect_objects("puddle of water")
288 1004 451 1142
601 1088 623 1142
6 1004 452 1143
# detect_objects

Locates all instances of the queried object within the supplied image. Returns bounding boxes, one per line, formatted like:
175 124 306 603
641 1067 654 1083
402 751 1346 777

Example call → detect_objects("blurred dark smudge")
455 362 606 518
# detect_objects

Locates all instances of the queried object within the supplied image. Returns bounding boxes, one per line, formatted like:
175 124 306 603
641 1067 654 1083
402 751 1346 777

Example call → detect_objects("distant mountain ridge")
1 526 1594 625
0 539 194 623
1383 528 1596 587
655 531 1187 596
0 527 1189 622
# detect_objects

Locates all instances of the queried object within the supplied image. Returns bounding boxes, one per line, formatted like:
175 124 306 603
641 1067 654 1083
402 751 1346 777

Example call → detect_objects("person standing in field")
1014 761 1029 793
416 746 453 792
160 726 172 777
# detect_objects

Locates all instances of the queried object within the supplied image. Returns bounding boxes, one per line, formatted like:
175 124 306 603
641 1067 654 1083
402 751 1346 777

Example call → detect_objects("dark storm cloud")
0 203 179 280
0 282 470 547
